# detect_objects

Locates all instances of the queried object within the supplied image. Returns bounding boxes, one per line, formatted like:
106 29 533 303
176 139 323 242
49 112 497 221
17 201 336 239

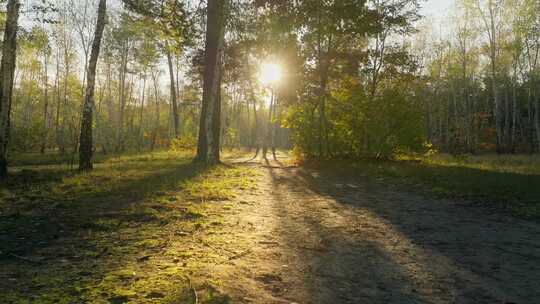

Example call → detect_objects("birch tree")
79 0 107 170
0 0 21 179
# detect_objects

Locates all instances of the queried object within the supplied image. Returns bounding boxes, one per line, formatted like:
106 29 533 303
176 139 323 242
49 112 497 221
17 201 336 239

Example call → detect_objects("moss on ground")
0 151 255 303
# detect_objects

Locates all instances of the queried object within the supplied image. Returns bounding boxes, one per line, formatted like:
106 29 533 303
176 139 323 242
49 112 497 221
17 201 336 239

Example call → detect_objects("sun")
259 62 282 86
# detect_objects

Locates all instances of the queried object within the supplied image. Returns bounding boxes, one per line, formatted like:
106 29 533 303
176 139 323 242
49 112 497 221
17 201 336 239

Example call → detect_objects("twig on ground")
229 249 252 260
186 276 199 304
258 240 280 246
8 253 42 264
261 165 297 169
201 240 236 255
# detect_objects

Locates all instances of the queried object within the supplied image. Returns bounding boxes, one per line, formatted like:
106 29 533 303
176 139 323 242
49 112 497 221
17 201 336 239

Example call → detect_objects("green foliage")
170 135 197 152
288 77 426 159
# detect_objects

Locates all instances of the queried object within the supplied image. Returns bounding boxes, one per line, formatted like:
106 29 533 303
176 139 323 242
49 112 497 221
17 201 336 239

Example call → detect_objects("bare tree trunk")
79 0 107 171
138 71 147 151
245 58 259 154
60 40 70 155
536 98 540 152
41 47 50 154
196 0 226 165
489 1 502 153
0 0 20 179
151 70 160 151
504 87 510 150
511 76 518 152
54 48 62 153
95 80 105 152
126 74 135 139
263 90 274 160
272 95 278 160
165 44 180 138
251 95 260 158
104 61 113 154
116 46 129 152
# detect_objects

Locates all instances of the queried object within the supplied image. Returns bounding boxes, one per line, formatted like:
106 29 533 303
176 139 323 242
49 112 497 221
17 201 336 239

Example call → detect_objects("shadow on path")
262 160 540 303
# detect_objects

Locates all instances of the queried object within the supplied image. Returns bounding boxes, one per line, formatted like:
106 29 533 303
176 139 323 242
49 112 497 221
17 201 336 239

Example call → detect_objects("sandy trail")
205 155 540 304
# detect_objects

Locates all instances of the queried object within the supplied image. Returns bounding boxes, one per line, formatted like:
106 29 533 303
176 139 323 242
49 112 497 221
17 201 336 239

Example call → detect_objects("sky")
420 0 455 20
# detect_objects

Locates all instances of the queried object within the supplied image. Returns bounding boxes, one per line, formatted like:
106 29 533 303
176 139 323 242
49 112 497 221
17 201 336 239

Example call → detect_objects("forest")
1 0 540 303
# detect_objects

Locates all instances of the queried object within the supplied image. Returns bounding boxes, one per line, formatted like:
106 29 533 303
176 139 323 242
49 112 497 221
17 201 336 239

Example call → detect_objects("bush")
286 80 426 159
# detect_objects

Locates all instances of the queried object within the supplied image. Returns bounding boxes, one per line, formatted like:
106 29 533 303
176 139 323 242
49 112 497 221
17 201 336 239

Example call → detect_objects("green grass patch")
310 153 540 220
181 165 258 201
0 150 245 303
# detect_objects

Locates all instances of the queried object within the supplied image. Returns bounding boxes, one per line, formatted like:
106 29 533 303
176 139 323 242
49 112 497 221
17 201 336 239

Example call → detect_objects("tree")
0 0 21 179
79 0 108 170
471 0 506 152
165 42 180 138
195 0 227 164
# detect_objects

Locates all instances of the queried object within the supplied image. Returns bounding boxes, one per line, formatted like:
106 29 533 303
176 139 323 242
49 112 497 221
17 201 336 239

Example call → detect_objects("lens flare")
259 62 282 85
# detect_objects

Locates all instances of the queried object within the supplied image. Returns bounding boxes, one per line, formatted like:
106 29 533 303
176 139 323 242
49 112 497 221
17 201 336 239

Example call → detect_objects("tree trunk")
0 0 20 179
151 70 160 151
263 89 274 159
196 0 226 165
511 77 518 152
488 1 502 153
165 45 180 138
54 49 61 152
79 0 107 171
116 47 128 152
246 58 259 153
41 47 49 154
272 95 278 160
536 97 540 152
138 72 147 151
60 38 70 155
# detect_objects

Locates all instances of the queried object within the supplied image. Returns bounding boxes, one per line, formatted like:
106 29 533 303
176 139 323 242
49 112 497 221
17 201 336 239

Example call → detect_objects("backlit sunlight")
259 62 282 86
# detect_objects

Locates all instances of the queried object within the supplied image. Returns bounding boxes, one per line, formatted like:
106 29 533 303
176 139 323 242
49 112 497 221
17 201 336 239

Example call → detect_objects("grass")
308 153 540 220
182 165 258 201
0 150 255 303
403 153 540 175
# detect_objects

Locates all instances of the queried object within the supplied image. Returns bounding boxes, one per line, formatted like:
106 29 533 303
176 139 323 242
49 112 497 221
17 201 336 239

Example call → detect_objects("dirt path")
199 155 540 304
2 153 539 303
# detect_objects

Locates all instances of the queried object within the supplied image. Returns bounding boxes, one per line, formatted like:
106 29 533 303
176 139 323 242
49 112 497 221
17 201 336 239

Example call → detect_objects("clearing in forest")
1 151 540 303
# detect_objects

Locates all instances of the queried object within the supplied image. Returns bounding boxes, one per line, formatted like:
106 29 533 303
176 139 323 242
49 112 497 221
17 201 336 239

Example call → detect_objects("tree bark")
151 70 160 151
116 43 129 152
79 0 107 171
138 71 147 151
0 0 21 179
263 89 274 159
272 94 278 160
41 46 50 154
165 44 180 138
195 0 226 165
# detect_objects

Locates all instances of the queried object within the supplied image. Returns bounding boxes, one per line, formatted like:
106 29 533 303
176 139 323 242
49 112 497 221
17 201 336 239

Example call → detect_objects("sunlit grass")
0 150 251 303
421 153 540 175
182 165 258 201
309 153 540 220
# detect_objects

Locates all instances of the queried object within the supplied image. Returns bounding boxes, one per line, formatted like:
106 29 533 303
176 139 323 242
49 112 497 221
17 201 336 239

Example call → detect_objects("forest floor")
1 151 540 303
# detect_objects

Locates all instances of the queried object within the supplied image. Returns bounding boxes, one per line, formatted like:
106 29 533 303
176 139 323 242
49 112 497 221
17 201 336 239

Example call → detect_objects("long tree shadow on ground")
266 166 427 303
0 155 210 302
265 162 540 303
